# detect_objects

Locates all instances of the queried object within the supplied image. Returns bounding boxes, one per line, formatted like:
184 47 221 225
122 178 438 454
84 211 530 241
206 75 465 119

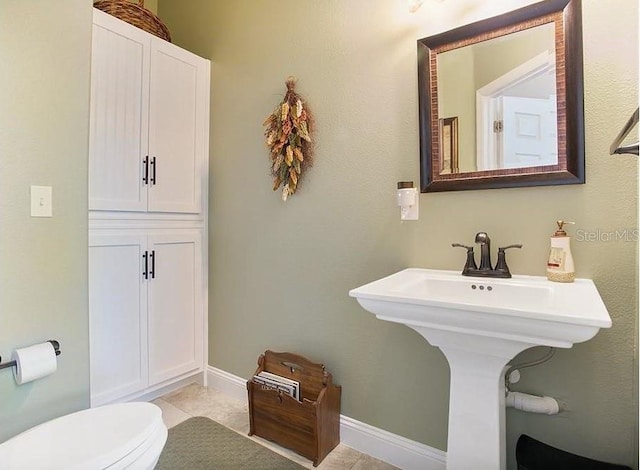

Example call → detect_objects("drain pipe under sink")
506 391 560 415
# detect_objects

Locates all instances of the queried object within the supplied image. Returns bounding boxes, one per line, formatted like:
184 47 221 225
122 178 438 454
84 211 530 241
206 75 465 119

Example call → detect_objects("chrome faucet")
452 232 522 278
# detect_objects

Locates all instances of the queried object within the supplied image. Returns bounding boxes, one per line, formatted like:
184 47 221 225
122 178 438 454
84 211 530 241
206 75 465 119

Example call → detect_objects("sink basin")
349 268 611 348
350 268 611 470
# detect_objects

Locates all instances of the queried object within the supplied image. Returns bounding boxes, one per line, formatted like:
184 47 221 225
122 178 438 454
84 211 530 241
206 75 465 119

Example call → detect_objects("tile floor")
153 383 399 470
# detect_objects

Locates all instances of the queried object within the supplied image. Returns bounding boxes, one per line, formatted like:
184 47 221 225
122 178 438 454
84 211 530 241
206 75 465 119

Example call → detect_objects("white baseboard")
94 370 204 408
207 366 446 470
136 371 205 403
207 365 248 401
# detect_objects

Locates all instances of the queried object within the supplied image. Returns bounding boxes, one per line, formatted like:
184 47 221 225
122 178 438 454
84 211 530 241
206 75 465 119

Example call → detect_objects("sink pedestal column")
412 327 534 470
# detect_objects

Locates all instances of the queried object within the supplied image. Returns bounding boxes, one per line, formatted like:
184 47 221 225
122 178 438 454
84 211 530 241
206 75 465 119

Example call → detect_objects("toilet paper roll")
12 342 57 385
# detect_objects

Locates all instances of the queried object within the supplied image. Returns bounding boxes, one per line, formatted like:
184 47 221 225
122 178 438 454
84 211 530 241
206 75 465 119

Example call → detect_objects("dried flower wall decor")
263 76 315 201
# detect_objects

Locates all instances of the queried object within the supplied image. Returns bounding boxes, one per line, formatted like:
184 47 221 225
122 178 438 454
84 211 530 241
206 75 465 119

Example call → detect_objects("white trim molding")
207 366 446 470
207 365 248 401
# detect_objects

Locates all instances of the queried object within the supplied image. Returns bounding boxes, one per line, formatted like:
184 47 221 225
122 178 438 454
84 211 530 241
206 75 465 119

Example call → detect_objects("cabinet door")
89 10 150 212
148 38 209 214
89 233 148 406
147 231 203 385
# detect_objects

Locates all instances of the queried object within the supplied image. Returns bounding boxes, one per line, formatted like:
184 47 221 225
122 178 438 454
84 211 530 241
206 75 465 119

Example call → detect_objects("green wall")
159 0 638 468
438 46 476 173
0 0 92 441
473 23 555 91
135 0 158 14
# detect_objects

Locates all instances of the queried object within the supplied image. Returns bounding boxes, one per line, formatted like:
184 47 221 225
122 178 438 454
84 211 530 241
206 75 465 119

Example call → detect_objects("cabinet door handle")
150 157 157 185
150 250 156 279
142 251 148 280
142 156 149 185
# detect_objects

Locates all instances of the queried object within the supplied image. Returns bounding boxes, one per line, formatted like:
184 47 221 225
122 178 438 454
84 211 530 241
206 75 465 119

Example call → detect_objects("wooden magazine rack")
247 350 341 466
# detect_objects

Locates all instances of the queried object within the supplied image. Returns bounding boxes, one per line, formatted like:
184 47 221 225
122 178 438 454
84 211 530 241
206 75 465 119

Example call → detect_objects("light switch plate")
31 185 53 217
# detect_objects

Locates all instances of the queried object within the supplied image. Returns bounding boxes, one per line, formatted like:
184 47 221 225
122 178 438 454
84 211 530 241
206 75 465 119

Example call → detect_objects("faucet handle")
452 243 474 251
498 244 523 251
494 244 523 277
452 243 478 272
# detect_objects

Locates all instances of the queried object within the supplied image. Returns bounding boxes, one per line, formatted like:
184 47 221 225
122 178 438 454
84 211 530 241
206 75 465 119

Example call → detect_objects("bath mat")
155 416 306 469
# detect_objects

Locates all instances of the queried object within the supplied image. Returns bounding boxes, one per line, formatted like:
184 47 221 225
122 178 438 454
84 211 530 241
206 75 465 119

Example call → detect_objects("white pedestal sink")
349 268 611 470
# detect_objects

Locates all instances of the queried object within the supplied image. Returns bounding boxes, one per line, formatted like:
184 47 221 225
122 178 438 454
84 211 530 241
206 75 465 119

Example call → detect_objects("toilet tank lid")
0 402 165 469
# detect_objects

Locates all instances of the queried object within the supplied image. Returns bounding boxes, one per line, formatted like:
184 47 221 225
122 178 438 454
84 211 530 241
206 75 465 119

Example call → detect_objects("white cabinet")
89 230 203 406
88 8 209 406
89 233 148 406
147 233 203 386
89 9 209 214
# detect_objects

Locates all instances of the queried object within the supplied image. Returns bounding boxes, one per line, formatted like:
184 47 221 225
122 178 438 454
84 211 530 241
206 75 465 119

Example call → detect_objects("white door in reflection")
501 94 558 168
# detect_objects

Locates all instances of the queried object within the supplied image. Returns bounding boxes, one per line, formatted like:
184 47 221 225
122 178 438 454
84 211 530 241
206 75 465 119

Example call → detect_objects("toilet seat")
0 402 167 470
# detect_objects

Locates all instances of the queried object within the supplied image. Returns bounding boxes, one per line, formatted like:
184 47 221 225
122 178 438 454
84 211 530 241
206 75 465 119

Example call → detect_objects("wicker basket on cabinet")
93 0 171 42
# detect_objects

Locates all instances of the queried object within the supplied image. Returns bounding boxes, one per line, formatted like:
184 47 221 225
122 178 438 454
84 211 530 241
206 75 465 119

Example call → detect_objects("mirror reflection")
437 23 557 174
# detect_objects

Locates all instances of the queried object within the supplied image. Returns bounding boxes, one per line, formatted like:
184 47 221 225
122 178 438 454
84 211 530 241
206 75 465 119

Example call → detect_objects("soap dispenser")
547 220 575 283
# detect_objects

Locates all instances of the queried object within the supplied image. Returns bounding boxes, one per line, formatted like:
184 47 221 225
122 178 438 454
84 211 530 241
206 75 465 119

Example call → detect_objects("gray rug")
155 416 306 469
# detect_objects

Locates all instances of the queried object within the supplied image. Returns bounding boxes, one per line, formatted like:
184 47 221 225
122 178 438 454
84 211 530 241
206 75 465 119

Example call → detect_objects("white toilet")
0 402 167 469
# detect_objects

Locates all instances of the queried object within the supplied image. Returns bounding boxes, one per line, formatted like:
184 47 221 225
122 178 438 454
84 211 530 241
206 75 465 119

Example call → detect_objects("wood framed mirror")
418 0 584 192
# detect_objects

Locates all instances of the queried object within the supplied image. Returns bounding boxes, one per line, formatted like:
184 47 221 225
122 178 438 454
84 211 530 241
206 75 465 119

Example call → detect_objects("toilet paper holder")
0 340 61 371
